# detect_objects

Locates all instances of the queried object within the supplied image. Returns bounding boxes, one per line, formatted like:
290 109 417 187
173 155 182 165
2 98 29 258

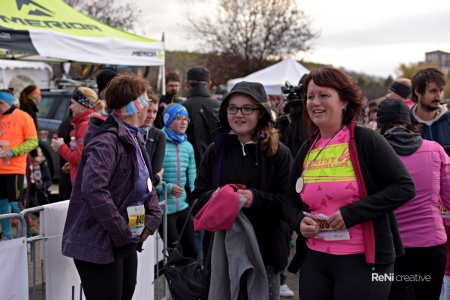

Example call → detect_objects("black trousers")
57 170 72 202
158 207 198 259
388 243 446 300
74 243 138 300
300 248 394 300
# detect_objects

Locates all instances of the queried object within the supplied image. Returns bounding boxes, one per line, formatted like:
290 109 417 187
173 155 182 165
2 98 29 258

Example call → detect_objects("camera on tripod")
281 80 304 114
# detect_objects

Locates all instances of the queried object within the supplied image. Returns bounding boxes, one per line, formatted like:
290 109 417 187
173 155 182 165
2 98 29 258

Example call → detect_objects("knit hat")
163 103 189 126
220 81 273 127
377 98 411 126
187 66 211 82
96 69 118 93
389 79 411 99
72 87 98 108
0 90 14 106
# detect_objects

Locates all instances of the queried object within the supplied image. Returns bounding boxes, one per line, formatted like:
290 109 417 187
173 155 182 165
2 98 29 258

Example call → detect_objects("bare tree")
189 0 317 76
63 0 140 31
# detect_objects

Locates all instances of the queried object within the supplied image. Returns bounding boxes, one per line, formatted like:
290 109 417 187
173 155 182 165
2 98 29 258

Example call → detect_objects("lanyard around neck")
301 126 345 176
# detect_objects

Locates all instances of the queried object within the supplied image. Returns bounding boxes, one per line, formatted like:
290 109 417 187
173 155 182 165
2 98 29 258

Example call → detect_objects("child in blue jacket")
156 103 197 259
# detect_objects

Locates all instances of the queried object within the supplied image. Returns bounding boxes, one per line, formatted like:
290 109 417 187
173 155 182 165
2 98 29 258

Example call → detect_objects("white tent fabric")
0 59 53 89
227 57 309 95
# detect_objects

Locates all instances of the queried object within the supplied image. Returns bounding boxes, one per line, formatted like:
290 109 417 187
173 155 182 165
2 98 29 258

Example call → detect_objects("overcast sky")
134 0 450 78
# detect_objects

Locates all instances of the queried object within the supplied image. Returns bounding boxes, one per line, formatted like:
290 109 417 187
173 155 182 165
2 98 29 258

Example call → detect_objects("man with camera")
275 77 309 157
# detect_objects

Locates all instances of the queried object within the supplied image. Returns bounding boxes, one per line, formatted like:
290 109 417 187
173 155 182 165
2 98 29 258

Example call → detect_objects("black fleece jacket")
191 129 293 272
283 123 415 272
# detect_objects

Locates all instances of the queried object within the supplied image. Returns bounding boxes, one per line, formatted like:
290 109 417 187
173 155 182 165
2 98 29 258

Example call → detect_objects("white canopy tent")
227 57 309 95
0 0 164 66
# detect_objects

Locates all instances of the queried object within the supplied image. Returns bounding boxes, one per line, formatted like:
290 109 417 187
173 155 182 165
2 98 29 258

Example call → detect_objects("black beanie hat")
187 66 211 82
96 69 118 93
377 98 411 126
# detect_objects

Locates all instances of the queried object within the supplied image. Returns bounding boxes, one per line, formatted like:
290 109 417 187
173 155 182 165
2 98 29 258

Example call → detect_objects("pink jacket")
395 140 450 248
194 184 245 232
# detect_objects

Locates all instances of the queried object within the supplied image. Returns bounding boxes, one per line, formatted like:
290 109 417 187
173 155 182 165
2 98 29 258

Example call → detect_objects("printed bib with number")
303 212 350 241
127 205 145 236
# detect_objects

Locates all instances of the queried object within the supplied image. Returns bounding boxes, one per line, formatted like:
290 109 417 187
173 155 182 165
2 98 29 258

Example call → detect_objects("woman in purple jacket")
61 75 162 300
378 99 450 300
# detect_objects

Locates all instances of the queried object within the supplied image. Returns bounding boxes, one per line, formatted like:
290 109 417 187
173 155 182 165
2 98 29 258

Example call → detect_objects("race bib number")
303 212 350 241
127 205 145 236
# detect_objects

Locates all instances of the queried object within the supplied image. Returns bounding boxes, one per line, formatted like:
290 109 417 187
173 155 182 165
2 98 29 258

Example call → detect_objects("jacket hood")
411 103 449 124
84 113 131 146
219 81 273 129
383 127 423 155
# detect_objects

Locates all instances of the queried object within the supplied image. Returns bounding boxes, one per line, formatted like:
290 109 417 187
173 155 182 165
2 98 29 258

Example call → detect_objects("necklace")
125 126 153 193
295 126 345 193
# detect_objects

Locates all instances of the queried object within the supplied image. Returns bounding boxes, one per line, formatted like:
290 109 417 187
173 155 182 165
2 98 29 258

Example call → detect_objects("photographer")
274 76 310 298
275 76 309 156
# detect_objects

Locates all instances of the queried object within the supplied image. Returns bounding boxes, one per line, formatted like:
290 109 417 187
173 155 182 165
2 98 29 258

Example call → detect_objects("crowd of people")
1 64 450 300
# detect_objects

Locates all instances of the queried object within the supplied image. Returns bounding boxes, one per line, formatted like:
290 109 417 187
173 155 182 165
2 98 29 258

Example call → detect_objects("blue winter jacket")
156 131 197 214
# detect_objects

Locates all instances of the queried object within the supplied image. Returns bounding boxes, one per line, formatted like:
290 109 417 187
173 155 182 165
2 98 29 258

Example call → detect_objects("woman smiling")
283 67 415 300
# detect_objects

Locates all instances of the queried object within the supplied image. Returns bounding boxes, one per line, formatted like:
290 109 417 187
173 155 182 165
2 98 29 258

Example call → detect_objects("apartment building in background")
426 50 450 74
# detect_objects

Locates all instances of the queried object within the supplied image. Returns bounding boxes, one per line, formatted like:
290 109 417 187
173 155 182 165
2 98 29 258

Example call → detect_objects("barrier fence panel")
0 213 28 300
21 183 170 300
22 206 46 300
155 181 169 300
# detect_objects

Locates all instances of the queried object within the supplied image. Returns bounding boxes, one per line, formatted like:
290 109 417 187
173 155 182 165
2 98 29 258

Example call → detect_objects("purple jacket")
62 114 162 264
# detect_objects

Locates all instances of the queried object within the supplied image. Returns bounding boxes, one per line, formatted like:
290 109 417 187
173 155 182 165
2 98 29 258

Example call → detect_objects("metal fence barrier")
0 212 27 238
20 181 170 300
156 181 169 300
21 206 46 300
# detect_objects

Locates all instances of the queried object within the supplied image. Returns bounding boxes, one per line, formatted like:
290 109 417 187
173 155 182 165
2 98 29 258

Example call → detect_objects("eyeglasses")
227 106 259 115
175 116 190 123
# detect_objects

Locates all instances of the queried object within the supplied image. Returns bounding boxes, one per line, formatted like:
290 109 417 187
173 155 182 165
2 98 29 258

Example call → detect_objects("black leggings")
158 207 198 259
388 243 446 300
74 243 138 300
300 248 394 300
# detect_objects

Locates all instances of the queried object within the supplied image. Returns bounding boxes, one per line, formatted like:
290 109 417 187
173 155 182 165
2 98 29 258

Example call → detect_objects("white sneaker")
280 284 294 298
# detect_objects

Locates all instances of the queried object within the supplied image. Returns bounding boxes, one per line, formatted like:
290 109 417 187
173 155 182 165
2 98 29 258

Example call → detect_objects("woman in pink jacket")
377 98 450 300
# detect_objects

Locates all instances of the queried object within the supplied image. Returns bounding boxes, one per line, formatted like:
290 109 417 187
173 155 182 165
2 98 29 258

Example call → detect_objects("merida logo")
16 0 54 17
0 16 102 31
2 1 102 31
132 51 157 57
